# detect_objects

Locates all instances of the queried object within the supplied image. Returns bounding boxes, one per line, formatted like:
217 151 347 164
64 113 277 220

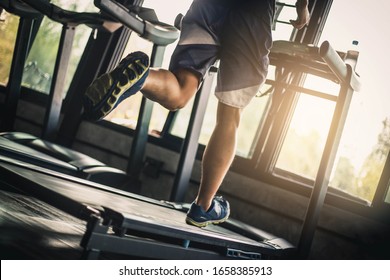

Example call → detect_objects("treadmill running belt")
0 157 295 259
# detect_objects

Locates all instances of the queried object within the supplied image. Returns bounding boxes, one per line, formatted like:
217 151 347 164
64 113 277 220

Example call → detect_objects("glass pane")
22 17 60 94
170 95 201 141
273 0 298 40
320 0 390 203
21 1 98 94
385 181 390 204
237 94 271 158
104 94 143 129
0 12 19 87
104 92 170 135
275 91 335 179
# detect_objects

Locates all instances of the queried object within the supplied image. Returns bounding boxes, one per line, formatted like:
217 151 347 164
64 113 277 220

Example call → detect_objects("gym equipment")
0 131 130 188
0 154 295 259
263 40 361 258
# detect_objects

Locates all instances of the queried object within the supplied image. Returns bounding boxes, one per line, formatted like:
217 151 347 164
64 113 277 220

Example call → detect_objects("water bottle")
345 40 359 70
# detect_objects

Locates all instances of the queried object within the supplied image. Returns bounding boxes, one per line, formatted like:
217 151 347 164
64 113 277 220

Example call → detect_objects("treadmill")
0 155 294 259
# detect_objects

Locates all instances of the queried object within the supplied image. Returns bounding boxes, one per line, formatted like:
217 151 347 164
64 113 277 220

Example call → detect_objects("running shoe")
83 51 150 121
185 196 230 227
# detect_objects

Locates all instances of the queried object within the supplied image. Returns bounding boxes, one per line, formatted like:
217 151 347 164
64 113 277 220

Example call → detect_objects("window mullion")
372 150 390 207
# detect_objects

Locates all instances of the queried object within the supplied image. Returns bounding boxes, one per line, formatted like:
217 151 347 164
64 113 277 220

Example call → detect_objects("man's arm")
290 0 310 29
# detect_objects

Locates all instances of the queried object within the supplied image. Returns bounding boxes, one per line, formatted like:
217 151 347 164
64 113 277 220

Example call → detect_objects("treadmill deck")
0 155 295 259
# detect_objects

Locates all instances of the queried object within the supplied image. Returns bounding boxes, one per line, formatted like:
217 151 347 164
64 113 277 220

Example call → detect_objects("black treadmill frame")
0 155 295 260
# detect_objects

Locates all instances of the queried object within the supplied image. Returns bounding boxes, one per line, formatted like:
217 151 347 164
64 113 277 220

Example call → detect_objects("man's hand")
290 0 310 29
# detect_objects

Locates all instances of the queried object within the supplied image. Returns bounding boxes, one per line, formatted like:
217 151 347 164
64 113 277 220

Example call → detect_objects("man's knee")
216 102 242 128
165 97 189 111
163 86 196 110
166 69 200 111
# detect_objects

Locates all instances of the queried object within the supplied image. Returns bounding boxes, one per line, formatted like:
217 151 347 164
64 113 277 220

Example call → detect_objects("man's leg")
185 101 241 227
143 70 242 214
83 52 200 121
141 68 200 111
196 101 241 211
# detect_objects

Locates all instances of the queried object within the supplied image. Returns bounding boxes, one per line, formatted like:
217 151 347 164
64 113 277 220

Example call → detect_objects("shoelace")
212 201 222 216
214 196 226 204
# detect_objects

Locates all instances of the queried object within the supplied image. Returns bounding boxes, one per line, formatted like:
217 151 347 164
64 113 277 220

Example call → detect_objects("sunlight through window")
323 0 390 203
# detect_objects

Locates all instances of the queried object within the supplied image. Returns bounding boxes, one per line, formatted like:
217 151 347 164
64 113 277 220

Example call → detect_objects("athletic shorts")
169 0 275 108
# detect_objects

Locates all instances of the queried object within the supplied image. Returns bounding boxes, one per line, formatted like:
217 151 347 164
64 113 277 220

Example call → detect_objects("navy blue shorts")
169 0 275 108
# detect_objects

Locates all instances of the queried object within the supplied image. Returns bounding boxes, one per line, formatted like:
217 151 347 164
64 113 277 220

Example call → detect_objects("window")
386 181 390 204
0 11 18 87
272 0 301 41
21 1 98 95
323 0 390 203
274 83 336 180
269 0 390 203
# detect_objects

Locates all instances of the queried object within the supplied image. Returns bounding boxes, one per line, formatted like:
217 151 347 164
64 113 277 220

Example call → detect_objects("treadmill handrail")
20 0 114 26
94 0 179 46
270 40 361 92
320 40 361 92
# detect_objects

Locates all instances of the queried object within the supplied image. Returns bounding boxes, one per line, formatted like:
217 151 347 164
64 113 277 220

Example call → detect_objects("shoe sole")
185 208 230 228
84 56 149 121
